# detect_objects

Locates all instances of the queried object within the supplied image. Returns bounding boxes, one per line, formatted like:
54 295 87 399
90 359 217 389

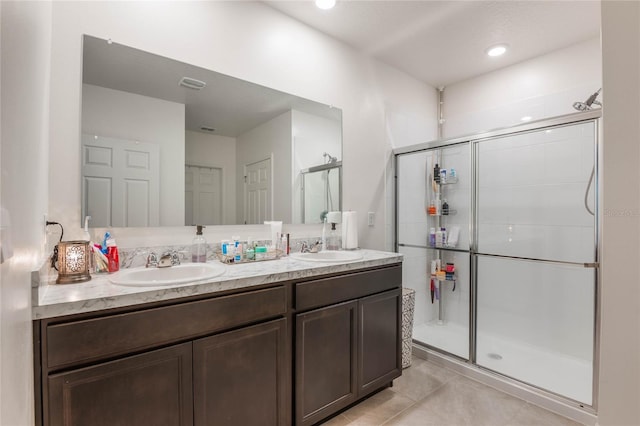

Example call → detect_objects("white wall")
236 110 292 223
47 1 436 250
82 84 185 226
443 38 602 138
0 1 52 424
185 130 236 225
598 2 640 425
292 109 342 224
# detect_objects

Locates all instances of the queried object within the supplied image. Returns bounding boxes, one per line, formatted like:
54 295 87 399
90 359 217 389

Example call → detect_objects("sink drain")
487 353 503 360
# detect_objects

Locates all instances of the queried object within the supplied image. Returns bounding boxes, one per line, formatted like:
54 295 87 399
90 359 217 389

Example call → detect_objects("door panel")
358 289 402 396
476 255 594 404
476 122 596 262
193 319 288 426
185 165 222 225
245 158 271 224
296 301 357 426
82 134 160 227
48 343 193 426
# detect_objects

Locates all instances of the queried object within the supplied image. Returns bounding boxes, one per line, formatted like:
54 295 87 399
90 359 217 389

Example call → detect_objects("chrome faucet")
146 252 159 268
146 251 181 268
300 240 323 253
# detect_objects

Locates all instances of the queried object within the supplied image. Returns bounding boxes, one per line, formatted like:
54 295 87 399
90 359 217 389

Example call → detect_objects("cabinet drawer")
46 286 286 371
295 265 401 311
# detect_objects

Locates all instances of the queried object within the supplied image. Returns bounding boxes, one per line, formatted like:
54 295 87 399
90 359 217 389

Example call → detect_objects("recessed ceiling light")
315 0 336 10
521 116 532 122
486 44 508 57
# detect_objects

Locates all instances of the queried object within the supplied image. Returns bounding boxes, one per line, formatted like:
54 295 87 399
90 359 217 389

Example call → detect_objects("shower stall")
394 110 600 411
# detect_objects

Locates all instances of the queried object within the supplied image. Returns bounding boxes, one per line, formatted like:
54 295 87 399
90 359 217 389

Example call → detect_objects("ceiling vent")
179 77 207 90
200 126 216 132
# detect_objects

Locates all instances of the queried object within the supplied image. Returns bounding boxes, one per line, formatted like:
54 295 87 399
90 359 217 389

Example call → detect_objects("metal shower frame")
393 109 602 417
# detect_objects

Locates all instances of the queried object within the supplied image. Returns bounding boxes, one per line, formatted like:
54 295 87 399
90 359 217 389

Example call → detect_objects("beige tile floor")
321 357 583 426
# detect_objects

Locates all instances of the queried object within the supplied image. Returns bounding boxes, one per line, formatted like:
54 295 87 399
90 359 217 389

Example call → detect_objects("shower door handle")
583 262 599 269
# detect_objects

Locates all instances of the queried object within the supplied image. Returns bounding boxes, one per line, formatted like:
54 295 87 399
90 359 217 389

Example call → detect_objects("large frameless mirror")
81 35 342 227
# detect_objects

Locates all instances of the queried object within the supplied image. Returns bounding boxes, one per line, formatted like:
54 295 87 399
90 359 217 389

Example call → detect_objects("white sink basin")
289 250 363 263
109 263 226 286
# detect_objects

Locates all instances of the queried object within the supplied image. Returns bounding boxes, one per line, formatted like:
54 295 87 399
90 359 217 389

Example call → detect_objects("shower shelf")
427 244 459 250
438 176 458 185
428 210 458 217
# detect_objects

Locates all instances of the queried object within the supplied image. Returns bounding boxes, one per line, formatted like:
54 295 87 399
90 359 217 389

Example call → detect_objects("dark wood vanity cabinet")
36 286 289 426
294 266 403 426
35 262 402 426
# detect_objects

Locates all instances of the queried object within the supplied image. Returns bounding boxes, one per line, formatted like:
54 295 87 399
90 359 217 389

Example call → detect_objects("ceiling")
265 1 601 87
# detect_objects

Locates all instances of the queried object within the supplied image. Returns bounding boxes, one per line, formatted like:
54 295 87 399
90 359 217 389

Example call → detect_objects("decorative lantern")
55 240 92 284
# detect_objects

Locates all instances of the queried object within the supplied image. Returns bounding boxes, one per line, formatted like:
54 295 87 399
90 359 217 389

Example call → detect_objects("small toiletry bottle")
434 163 440 183
442 199 449 216
435 229 443 247
428 200 436 216
450 168 457 179
221 239 230 256
106 236 119 273
280 234 289 256
440 168 447 184
192 225 207 263
441 227 447 247
429 228 436 247
246 247 255 260
235 242 243 262
255 246 267 260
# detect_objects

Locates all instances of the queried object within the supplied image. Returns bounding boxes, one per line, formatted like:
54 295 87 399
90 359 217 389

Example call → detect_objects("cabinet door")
296 300 358 426
47 342 193 426
193 318 289 426
358 289 402 397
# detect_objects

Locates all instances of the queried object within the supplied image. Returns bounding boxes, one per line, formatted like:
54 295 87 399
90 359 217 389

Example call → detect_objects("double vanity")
33 249 403 426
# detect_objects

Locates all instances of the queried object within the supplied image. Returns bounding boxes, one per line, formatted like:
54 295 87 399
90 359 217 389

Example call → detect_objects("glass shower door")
474 121 597 405
396 143 470 359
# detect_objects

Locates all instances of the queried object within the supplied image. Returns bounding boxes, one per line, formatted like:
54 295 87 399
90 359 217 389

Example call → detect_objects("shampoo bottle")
442 200 449 216
192 225 207 263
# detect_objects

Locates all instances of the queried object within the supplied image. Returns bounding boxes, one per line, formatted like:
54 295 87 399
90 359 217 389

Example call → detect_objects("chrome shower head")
323 152 337 164
573 88 602 111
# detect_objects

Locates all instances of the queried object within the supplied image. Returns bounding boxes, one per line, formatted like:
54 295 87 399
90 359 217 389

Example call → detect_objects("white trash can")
402 287 416 369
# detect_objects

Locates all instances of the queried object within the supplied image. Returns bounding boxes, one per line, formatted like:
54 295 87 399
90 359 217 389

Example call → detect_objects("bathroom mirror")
81 35 342 228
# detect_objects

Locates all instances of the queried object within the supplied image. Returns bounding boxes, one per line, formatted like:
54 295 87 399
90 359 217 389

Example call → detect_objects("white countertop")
33 249 403 320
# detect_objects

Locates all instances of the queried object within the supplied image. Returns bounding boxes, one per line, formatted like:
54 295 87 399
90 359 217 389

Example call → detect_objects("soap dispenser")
327 222 341 250
192 225 207 263
326 211 342 251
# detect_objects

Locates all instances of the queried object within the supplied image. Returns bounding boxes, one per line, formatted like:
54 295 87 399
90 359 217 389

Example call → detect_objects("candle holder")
55 240 92 284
